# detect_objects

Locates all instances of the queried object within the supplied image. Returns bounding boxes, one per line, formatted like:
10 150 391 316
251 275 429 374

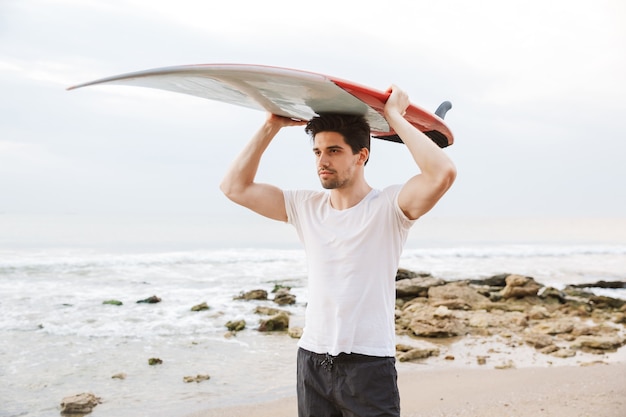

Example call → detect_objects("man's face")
313 132 362 190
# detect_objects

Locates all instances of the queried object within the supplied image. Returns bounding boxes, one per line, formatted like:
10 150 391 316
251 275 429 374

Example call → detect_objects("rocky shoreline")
393 270 626 364
236 269 626 363
60 269 626 415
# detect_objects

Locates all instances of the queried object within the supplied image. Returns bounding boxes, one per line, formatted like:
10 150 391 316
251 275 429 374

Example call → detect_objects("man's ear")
358 148 369 166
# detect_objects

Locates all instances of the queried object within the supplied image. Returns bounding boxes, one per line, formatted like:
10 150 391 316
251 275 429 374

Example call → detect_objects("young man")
220 86 456 417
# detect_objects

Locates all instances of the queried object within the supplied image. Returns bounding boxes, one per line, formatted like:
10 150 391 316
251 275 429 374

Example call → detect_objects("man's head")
305 113 371 165
305 114 371 190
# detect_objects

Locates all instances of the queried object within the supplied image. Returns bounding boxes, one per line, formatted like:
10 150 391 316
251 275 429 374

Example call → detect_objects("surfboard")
68 64 454 147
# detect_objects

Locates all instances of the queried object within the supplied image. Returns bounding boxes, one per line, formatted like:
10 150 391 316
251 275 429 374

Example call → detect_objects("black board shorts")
297 348 400 417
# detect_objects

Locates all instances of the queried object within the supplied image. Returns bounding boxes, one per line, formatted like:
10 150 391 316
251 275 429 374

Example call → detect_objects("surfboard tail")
373 101 453 148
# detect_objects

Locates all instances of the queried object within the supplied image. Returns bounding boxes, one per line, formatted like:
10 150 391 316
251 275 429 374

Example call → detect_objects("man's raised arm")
384 86 457 220
219 114 306 221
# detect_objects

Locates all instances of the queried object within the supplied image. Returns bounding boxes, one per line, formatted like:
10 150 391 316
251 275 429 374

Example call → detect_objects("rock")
191 302 210 311
428 281 490 310
136 295 161 304
612 313 626 324
396 268 432 281
148 358 163 366
391 268 626 364
562 286 595 298
225 320 246 332
501 275 542 299
551 348 576 358
407 308 464 337
433 306 452 318
589 295 626 310
111 372 126 380
396 276 445 298
571 323 617 337
477 355 488 365
258 311 289 331
255 306 288 316
571 335 626 353
235 289 268 301
102 300 123 306
538 287 567 304
538 344 560 354
469 274 509 287
183 374 210 383
530 319 575 335
273 288 296 305
396 342 440 362
528 305 551 319
571 280 626 289
523 332 555 349
288 326 303 338
60 392 101 415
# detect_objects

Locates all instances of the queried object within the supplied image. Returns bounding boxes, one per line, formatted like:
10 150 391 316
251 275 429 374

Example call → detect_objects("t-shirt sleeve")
283 190 297 225
385 184 417 229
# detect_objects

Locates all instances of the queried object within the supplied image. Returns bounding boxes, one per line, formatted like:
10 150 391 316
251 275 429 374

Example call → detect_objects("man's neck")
328 181 373 210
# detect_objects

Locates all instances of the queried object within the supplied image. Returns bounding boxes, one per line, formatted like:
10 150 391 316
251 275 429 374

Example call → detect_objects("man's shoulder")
378 184 403 199
284 189 327 203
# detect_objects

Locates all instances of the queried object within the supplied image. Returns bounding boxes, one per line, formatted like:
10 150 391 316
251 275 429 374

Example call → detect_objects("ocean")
1 214 625 416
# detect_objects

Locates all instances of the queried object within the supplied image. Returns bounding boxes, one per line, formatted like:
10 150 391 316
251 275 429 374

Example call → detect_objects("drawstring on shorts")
320 353 334 371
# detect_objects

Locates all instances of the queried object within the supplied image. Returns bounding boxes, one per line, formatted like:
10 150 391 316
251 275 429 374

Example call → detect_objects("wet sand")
183 362 626 417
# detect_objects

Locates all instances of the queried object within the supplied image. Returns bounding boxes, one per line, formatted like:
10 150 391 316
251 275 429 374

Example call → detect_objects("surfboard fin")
434 101 452 119
373 101 453 148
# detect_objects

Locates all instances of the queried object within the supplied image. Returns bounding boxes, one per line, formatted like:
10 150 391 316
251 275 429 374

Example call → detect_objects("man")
220 85 456 417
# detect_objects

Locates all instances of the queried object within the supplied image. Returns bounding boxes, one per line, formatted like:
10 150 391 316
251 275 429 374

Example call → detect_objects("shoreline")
183 361 626 417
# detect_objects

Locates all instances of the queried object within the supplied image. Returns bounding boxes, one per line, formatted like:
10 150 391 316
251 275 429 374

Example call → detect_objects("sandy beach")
184 362 626 417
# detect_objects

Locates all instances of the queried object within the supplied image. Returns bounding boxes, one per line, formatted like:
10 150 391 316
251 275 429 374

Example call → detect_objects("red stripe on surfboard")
330 78 454 145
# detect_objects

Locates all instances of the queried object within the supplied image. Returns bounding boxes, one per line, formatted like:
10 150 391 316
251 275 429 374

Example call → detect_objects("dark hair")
305 113 371 163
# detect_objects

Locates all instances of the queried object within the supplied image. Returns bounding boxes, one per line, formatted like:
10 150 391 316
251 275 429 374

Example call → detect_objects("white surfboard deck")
68 64 454 146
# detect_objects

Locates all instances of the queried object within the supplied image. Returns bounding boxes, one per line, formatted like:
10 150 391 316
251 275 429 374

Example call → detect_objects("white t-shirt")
284 185 415 357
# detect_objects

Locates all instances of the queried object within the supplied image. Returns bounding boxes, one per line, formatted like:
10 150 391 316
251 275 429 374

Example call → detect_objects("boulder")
501 275 542 299
60 392 101 415
467 310 527 331
530 319 575 335
225 320 246 332
273 288 296 305
571 335 626 353
523 332 555 349
396 342 440 362
255 306 288 316
235 289 268 300
136 295 161 304
396 268 432 281
406 306 464 338
551 348 576 358
571 280 626 289
469 274 509 287
191 302 210 311
538 287 567 304
589 295 626 310
428 281 490 310
258 311 289 331
396 276 445 298
288 326 303 338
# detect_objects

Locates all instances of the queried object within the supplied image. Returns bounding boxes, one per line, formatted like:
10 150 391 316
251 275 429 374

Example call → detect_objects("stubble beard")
319 173 350 190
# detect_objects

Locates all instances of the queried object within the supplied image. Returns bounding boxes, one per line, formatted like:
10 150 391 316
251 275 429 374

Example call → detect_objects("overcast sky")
1 0 625 247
